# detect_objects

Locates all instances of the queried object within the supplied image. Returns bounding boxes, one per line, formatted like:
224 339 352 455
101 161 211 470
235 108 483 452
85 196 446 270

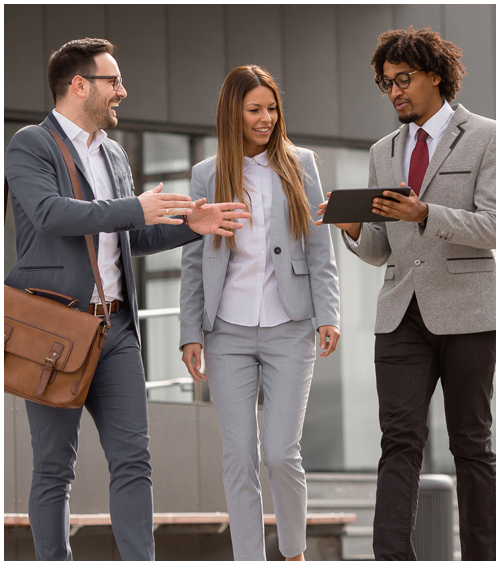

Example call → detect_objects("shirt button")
413 224 419 231
414 260 421 266
274 247 281 255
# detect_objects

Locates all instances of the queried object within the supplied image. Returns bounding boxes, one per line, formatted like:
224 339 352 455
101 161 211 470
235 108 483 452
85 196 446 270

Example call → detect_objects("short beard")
398 111 420 124
84 84 117 130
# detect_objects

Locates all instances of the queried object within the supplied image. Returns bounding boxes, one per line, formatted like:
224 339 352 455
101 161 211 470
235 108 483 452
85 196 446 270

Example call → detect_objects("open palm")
188 198 250 236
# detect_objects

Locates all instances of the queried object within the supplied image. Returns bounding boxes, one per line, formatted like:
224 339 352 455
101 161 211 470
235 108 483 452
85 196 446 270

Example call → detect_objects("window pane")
144 179 190 272
202 136 217 161
145 278 193 404
143 132 190 174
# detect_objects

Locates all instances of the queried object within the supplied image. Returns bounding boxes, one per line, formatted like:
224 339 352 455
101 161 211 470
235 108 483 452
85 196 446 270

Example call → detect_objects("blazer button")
414 259 421 266
274 247 282 255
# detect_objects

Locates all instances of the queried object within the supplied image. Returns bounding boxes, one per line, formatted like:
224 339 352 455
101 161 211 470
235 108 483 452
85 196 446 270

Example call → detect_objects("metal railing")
138 307 201 396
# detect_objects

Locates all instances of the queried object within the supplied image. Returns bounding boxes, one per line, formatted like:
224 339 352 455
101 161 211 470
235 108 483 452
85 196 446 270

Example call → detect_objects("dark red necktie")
408 128 429 196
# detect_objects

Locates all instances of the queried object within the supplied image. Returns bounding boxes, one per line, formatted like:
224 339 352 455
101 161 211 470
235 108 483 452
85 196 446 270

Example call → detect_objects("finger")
216 202 247 210
216 228 239 237
162 206 195 216
219 211 251 220
219 221 244 230
158 194 193 204
149 182 163 193
381 190 404 201
192 198 208 208
318 327 327 350
153 217 186 225
315 219 324 226
399 181 406 187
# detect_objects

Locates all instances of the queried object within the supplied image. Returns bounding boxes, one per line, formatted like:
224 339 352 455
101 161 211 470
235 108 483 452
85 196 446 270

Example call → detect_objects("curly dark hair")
371 26 466 102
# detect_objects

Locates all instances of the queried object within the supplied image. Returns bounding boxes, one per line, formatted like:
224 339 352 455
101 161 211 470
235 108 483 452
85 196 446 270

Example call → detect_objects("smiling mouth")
253 127 270 133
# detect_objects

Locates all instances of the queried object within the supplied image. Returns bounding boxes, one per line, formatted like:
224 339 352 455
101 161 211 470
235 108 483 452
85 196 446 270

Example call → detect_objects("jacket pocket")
447 257 495 274
291 259 309 275
384 265 395 280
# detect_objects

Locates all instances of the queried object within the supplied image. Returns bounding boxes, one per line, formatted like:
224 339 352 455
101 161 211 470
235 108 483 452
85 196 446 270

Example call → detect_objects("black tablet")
322 187 412 224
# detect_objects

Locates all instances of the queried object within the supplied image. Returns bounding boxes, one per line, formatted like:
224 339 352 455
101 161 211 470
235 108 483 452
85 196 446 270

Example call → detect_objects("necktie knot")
417 128 429 143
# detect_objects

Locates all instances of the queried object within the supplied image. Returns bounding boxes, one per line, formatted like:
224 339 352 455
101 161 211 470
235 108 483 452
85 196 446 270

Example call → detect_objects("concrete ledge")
5 512 356 561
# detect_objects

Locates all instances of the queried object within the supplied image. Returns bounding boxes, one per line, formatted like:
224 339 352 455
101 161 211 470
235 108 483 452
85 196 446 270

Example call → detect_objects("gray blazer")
342 104 495 335
180 147 340 348
5 112 200 342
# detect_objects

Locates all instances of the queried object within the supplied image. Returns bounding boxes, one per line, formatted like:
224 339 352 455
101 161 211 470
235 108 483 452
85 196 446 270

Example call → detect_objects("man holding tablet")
318 26 495 560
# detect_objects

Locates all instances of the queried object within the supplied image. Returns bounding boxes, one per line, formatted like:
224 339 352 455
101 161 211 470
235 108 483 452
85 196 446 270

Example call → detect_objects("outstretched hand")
187 199 250 237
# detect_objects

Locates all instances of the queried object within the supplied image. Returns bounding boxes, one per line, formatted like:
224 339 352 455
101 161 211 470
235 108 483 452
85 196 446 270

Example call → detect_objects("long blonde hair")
214 65 311 249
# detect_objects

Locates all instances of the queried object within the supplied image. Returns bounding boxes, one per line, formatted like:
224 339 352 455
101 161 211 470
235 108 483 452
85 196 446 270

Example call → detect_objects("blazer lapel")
391 125 407 186
270 169 286 241
419 105 469 198
44 112 95 201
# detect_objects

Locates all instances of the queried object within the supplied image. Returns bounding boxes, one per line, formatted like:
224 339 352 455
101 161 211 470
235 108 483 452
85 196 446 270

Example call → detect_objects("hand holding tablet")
321 187 412 224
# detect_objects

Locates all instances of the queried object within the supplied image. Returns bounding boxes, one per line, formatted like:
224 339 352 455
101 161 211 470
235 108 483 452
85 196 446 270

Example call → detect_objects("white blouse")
216 150 291 327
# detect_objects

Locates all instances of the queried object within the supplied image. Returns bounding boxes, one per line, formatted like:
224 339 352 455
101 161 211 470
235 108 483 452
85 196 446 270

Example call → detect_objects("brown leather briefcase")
4 286 108 408
4 127 111 408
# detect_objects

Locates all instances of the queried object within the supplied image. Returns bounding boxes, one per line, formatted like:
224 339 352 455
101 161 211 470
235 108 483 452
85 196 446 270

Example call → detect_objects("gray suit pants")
25 308 154 561
204 317 316 561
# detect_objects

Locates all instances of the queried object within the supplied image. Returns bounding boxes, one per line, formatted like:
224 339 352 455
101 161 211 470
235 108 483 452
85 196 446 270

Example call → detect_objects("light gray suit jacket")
342 104 495 335
180 147 340 348
5 112 201 342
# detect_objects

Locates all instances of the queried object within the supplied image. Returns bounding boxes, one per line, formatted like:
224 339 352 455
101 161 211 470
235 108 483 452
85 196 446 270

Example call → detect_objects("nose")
389 80 403 98
262 110 273 123
117 83 127 98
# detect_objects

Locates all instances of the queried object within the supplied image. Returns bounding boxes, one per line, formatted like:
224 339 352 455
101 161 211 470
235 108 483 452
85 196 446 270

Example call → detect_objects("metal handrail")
138 307 201 396
138 307 180 319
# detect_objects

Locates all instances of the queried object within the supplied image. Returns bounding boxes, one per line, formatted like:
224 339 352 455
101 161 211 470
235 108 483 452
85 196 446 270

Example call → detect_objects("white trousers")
204 317 316 561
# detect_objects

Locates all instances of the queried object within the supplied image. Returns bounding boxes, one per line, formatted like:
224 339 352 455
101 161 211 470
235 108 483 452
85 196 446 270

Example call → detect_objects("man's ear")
431 73 442 87
68 75 87 99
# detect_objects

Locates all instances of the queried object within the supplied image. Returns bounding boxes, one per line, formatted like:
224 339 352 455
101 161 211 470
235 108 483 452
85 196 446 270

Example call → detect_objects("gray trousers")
204 317 316 561
25 308 154 561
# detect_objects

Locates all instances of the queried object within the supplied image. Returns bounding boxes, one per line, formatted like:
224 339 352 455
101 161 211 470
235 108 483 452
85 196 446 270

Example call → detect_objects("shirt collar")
244 149 269 170
408 100 454 141
52 109 108 149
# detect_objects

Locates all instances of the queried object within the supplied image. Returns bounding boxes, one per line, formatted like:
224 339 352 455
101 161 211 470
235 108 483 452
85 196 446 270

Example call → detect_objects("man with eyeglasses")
318 26 495 560
5 37 249 561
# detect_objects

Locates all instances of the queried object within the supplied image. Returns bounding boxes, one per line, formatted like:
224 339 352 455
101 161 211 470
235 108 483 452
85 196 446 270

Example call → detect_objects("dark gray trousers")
25 308 154 561
373 295 496 561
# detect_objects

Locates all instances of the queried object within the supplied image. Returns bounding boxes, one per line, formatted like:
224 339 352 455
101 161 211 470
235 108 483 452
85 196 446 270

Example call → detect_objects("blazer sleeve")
179 164 207 348
5 125 145 236
341 145 392 266
301 150 341 330
421 131 496 249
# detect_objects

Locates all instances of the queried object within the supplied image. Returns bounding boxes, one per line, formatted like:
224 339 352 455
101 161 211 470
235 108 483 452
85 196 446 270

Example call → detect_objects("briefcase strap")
4 127 111 336
43 127 111 335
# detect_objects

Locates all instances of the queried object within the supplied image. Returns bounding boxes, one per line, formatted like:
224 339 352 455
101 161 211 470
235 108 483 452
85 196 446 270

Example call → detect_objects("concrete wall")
4 4 496 478
5 5 495 139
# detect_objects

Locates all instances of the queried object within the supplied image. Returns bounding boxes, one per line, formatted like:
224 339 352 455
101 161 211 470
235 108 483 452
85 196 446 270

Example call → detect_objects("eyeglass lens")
379 74 411 93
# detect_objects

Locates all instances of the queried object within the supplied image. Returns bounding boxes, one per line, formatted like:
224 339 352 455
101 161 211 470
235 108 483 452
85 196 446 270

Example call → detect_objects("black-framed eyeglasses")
69 75 123 91
376 70 423 94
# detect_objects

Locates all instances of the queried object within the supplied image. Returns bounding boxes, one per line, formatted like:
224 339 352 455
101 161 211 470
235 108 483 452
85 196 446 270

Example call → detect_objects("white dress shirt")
348 100 455 246
53 110 123 303
217 150 291 327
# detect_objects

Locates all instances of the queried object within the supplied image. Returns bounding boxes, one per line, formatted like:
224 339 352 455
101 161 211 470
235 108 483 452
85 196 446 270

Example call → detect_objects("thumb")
149 182 163 193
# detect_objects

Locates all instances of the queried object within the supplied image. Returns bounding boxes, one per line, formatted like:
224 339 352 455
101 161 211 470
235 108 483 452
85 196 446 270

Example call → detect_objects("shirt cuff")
344 224 363 247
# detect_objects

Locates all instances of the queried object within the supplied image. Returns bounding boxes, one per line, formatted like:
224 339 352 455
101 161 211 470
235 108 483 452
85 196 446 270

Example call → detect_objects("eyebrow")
244 102 277 107
383 70 412 79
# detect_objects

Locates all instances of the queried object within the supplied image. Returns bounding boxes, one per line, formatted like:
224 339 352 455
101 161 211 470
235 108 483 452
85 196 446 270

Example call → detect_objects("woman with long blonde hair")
180 65 340 561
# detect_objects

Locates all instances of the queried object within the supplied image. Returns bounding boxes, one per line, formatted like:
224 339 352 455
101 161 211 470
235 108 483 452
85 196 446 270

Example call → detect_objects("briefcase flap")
4 286 105 373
